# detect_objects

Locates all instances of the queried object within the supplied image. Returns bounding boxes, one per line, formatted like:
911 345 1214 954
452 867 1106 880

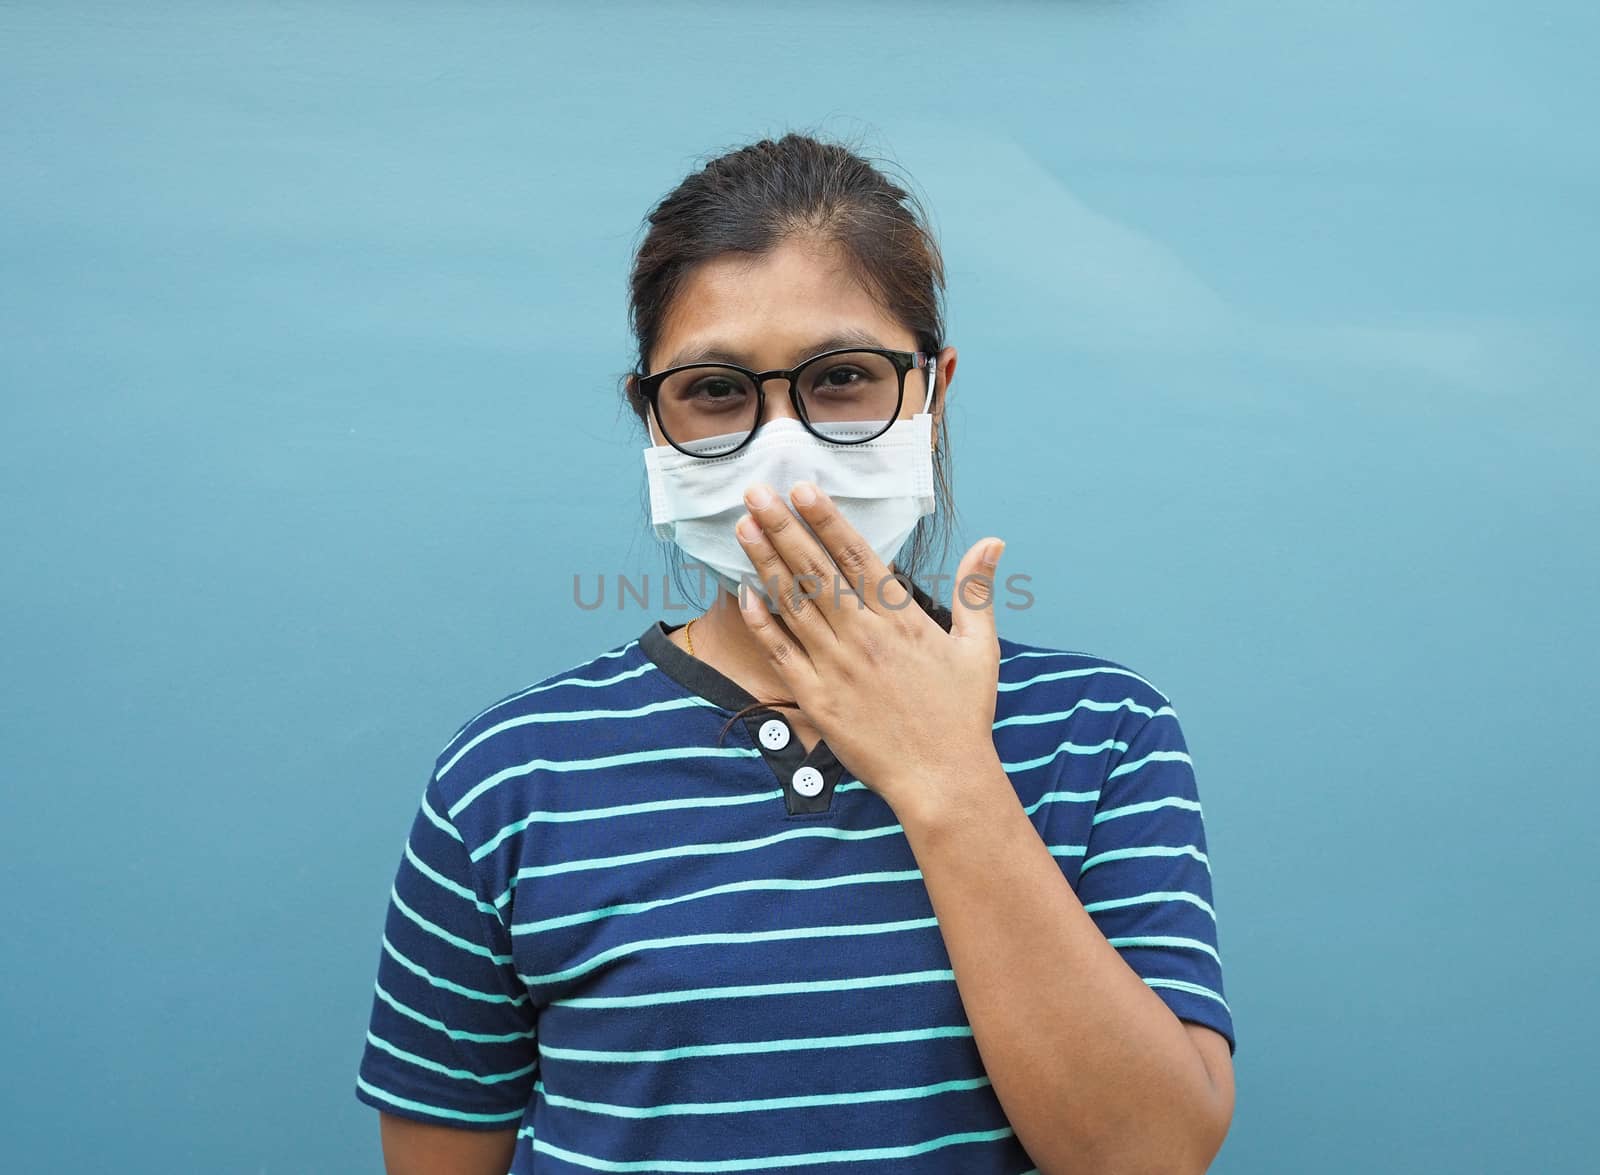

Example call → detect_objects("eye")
808 364 868 394
689 377 745 398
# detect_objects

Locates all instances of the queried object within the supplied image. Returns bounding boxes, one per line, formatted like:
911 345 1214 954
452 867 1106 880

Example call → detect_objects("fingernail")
737 514 761 542
791 481 816 507
745 484 773 509
983 540 1005 568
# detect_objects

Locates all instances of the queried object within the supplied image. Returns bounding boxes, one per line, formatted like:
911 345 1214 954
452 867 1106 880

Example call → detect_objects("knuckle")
781 589 810 618
959 573 995 607
784 574 822 616
836 539 872 573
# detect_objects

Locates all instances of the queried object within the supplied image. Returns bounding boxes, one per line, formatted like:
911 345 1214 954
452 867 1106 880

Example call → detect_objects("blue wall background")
3 2 1596 1171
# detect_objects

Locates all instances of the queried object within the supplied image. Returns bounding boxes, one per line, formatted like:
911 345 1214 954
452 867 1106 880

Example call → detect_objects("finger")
784 480 875 625
734 504 839 650
950 537 1004 644
736 569 820 695
743 484 839 603
788 481 913 619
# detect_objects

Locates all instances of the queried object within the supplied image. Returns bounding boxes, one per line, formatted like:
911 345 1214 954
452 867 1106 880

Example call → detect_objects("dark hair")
618 128 958 738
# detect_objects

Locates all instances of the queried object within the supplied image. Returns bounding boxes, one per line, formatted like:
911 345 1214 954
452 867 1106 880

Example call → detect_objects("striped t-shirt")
355 618 1235 1172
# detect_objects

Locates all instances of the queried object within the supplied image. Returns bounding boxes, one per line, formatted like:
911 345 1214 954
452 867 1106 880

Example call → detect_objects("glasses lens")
796 351 903 441
655 365 760 456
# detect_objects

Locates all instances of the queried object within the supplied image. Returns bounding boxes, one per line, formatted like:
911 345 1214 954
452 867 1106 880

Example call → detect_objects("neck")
687 587 790 703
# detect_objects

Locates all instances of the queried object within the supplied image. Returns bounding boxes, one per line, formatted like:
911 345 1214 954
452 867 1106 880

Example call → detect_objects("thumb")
950 537 1004 642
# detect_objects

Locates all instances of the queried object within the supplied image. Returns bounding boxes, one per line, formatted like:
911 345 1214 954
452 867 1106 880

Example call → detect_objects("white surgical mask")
643 386 937 608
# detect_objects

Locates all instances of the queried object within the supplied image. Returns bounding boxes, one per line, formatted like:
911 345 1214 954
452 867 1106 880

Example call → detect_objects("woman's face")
645 235 952 444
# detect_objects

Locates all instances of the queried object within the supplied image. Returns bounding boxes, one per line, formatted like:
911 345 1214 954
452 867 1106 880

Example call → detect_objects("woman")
355 132 1236 1174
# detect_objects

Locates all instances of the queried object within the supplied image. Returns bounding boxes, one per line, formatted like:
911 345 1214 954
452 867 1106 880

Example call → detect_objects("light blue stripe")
518 917 940 986
484 780 886 863
420 792 462 841
1001 738 1128 773
1000 647 1094 662
538 1023 974 1063
381 934 528 1006
475 788 784 862
1021 788 1100 817
365 1030 537 1085
390 885 513 966
1046 844 1088 858
440 694 718 781
1108 934 1222 964
550 968 954 1010
453 745 764 822
513 869 925 935
374 981 534 1043
1145 977 1233 1014
404 840 483 908
529 1074 992 1118
998 663 1163 695
355 1075 525 1125
1082 889 1216 920
1080 843 1210 875
1107 749 1192 780
439 646 649 757
495 822 907 907
1091 796 1203 825
526 1126 1015 1171
993 699 1172 729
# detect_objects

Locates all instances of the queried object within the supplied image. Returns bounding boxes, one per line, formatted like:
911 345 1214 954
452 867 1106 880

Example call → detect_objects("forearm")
378 1115 518 1175
894 753 1225 1175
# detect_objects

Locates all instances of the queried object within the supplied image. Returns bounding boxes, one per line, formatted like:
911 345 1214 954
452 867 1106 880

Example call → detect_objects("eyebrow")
662 327 891 371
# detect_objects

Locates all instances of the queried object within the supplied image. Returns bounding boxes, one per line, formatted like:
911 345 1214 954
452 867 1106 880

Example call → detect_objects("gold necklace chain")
685 618 696 657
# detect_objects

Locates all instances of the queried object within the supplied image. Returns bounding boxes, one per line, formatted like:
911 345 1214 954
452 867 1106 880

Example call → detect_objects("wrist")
891 745 1011 835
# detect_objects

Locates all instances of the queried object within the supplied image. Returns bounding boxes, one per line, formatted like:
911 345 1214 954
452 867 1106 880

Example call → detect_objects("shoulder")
990 637 1189 820
996 634 1174 720
425 632 660 821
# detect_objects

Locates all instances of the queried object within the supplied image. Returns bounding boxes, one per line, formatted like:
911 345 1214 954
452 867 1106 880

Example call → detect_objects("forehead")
652 237 913 371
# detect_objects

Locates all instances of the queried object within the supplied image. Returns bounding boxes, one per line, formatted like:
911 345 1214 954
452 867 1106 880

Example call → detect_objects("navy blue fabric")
355 619 1234 1172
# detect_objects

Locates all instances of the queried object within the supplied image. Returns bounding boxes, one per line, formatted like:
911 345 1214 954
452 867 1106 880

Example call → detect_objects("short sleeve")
1074 698 1236 1056
354 772 539 1128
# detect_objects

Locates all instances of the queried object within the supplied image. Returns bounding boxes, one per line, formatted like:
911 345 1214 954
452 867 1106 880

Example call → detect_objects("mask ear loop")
916 354 939 455
916 353 937 416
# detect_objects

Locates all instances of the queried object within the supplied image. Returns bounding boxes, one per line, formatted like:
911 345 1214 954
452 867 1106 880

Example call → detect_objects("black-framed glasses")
638 347 936 458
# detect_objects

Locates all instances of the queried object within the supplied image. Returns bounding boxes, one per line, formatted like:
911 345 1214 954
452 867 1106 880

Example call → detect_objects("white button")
758 719 791 751
791 766 824 797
